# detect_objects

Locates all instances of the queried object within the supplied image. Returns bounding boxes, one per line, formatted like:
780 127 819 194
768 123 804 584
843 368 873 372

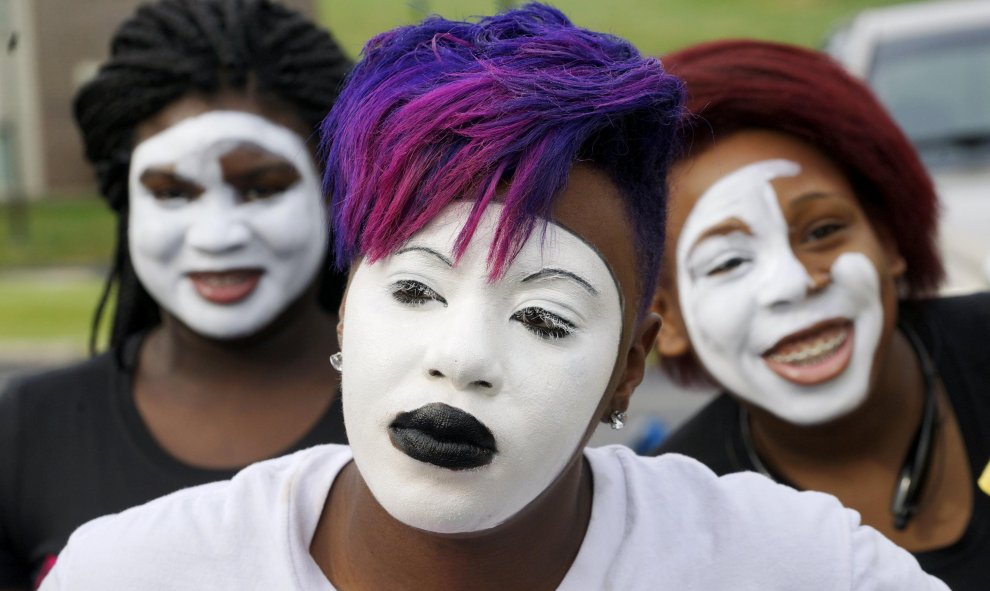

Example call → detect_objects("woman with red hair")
652 39 989 590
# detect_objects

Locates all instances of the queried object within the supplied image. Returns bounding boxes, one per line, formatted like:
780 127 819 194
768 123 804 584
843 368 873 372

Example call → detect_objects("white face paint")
676 159 883 425
342 202 623 534
128 111 327 339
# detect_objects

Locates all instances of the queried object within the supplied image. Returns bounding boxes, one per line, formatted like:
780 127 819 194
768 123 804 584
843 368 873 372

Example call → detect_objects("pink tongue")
190 271 261 304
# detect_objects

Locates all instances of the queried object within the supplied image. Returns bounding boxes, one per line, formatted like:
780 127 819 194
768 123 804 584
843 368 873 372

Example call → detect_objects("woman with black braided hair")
0 1 351 588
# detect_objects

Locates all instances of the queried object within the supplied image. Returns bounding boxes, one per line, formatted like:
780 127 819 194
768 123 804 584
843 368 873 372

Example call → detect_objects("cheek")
246 186 327 256
681 276 755 353
128 202 189 262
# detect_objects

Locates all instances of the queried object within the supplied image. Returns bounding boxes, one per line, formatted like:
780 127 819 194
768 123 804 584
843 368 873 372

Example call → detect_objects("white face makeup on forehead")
128 110 327 339
341 202 624 534
676 159 883 425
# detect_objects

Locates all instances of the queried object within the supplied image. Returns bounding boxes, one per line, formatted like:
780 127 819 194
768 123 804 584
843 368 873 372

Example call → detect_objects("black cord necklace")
739 321 939 531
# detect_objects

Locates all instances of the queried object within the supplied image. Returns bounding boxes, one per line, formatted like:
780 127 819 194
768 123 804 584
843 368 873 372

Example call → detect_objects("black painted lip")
388 403 497 470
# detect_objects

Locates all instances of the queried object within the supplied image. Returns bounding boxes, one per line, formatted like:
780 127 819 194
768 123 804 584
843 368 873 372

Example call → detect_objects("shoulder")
902 293 990 339
0 352 119 465
583 446 948 590
649 393 741 471
0 352 119 416
44 444 352 587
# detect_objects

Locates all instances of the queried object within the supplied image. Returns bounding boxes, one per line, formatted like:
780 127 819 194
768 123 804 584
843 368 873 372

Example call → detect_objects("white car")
825 0 990 293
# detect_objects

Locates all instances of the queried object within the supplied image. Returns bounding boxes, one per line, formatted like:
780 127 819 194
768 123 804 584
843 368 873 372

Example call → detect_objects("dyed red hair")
660 39 944 384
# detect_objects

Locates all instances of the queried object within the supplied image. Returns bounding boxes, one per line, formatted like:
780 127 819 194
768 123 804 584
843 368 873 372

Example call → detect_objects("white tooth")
771 329 848 364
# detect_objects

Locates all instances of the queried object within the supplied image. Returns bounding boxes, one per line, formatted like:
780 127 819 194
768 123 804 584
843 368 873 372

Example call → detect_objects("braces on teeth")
769 330 848 364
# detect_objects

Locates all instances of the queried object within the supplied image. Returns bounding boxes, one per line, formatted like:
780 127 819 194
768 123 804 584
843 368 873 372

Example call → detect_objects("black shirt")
654 293 990 591
0 336 347 588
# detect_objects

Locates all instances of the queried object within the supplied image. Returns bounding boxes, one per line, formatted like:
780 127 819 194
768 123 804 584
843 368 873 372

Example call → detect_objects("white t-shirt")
42 444 947 590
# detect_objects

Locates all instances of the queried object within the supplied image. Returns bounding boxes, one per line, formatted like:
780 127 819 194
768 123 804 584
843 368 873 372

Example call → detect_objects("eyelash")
391 280 447 306
803 221 845 243
705 255 751 277
511 307 576 340
390 280 577 340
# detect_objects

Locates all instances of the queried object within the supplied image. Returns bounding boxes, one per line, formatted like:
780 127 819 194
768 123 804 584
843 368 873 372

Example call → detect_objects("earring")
610 410 626 430
329 352 343 372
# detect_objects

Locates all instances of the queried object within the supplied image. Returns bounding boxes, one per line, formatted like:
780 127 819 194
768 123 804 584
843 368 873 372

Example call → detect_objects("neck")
141 287 339 401
312 455 593 591
748 326 925 469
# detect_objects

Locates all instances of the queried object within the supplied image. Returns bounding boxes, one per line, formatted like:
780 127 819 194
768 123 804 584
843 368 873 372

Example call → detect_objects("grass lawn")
0 271 105 348
0 197 113 352
317 0 914 59
0 196 114 268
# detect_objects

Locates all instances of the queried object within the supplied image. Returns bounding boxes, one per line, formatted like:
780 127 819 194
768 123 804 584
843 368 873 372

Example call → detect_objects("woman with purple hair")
43 6 946 590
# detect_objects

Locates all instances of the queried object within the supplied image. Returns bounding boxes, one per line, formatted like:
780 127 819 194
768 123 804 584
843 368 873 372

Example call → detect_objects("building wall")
28 0 316 196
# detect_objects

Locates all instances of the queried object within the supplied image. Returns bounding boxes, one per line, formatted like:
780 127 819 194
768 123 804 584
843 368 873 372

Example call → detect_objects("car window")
869 26 990 167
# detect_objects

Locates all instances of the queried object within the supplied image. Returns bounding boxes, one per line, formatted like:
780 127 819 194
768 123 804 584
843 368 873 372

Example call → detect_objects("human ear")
600 312 662 422
875 223 907 279
652 286 690 358
336 277 351 348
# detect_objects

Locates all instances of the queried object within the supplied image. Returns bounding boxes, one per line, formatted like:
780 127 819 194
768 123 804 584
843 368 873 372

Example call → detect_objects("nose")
422 305 503 394
186 202 251 254
755 248 818 309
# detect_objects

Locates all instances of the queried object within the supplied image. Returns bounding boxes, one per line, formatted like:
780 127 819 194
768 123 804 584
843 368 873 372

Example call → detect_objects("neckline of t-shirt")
724 303 990 568
907 303 990 567
285 445 352 590
110 331 341 480
556 446 620 589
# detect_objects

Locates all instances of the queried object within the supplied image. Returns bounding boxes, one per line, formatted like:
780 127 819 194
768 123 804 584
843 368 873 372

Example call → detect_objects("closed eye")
706 256 750 277
511 307 576 340
391 279 447 307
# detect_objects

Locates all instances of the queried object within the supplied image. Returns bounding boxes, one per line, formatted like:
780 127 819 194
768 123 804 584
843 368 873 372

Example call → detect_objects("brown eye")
234 165 301 202
804 221 845 243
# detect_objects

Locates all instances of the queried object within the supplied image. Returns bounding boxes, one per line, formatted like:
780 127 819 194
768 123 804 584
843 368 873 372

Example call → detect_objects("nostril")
428 369 444 378
474 380 493 389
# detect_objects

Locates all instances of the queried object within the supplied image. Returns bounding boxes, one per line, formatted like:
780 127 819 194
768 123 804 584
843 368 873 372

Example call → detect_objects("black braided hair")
73 0 352 356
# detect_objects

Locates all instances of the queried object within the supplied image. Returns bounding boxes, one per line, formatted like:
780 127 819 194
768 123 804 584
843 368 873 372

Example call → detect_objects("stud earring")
329 352 343 372
610 410 626 430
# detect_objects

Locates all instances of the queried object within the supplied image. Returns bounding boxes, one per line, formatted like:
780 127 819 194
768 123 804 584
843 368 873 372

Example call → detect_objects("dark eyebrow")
790 191 833 206
396 246 453 267
521 268 598 296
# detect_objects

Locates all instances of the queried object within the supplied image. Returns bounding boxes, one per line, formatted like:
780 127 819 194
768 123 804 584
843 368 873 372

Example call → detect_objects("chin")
764 385 869 426
379 486 509 535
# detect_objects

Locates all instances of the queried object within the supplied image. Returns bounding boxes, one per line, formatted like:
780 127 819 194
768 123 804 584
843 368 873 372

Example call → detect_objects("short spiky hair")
320 3 684 314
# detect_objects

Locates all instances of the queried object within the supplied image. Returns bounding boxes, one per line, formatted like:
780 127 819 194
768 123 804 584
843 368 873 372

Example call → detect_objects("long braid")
74 0 352 355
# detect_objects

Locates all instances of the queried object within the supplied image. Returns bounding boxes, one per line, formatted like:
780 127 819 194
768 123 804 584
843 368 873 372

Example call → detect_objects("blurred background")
2 0 988 448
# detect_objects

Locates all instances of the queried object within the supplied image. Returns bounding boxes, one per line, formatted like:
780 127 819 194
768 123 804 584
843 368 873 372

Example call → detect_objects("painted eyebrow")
521 268 598 296
689 216 753 255
138 169 205 192
395 246 453 267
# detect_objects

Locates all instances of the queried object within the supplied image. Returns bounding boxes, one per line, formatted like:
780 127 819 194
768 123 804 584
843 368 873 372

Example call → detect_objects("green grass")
317 0 915 59
0 272 104 342
0 197 113 349
0 195 114 267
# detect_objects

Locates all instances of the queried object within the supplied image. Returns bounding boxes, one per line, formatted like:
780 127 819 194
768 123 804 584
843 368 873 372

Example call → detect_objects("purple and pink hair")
661 39 943 384
319 3 684 314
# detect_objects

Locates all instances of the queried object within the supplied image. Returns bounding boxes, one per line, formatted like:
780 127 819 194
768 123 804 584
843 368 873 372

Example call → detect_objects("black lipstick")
388 403 497 470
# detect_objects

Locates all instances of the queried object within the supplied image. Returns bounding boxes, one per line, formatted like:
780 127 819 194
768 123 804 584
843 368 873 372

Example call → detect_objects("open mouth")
389 403 497 470
762 320 854 386
187 269 263 304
